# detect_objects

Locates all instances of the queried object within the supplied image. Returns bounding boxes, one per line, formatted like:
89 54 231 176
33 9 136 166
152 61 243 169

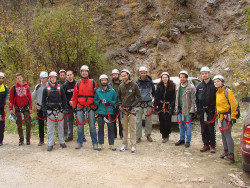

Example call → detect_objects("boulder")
160 36 169 42
170 28 181 42
139 48 147 54
174 22 186 33
157 42 170 51
186 26 202 33
128 40 142 53
206 0 217 8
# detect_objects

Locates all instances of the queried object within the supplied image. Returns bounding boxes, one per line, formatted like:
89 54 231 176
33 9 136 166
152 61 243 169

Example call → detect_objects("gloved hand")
104 102 112 107
73 108 77 113
127 104 134 111
231 119 236 123
154 106 159 113
98 100 103 104
190 113 195 118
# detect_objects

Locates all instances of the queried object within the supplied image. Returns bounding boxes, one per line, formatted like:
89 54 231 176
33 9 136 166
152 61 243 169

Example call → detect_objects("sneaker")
83 138 87 142
185 142 190 148
225 153 235 163
0 143 2 146
147 135 153 142
109 145 116 151
200 145 210 152
131 146 136 153
175 140 185 146
75 143 82 149
220 150 228 159
19 140 24 146
65 138 73 142
38 141 44 146
210 147 216 153
120 145 128 152
162 138 169 143
26 140 30 145
136 138 142 144
47 146 53 151
120 136 123 139
98 144 103 151
93 144 98 150
60 143 67 148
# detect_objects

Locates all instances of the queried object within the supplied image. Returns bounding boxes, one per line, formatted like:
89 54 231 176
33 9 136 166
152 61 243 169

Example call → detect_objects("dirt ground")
0 120 250 188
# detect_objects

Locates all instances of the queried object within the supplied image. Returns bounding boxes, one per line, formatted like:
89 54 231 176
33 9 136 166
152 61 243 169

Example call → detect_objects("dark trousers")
113 108 123 138
159 112 172 139
15 108 31 142
0 107 5 144
200 110 216 148
37 109 45 142
98 115 114 145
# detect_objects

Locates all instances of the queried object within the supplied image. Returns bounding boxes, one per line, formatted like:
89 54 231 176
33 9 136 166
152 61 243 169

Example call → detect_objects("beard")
113 78 119 81
101 83 108 87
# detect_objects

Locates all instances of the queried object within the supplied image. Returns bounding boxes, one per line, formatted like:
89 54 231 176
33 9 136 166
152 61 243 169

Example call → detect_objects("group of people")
0 65 239 162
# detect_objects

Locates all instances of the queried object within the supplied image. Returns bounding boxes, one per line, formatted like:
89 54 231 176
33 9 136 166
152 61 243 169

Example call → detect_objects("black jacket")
63 80 76 107
196 78 216 112
154 81 176 112
42 82 67 112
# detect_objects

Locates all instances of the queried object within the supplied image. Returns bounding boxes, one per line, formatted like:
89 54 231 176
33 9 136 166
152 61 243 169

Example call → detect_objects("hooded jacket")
136 76 155 102
216 86 238 120
94 86 117 115
9 82 32 110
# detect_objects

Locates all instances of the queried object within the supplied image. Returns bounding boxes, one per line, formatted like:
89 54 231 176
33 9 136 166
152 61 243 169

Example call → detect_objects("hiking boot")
120 145 128 152
210 147 216 153
19 140 24 146
131 146 136 153
65 138 73 142
98 144 103 151
38 141 44 146
60 143 67 148
162 138 168 143
26 140 30 145
225 153 235 163
220 150 228 159
200 145 210 152
147 135 153 142
136 138 142 144
185 142 190 148
83 138 87 142
175 140 185 146
93 144 98 150
47 146 53 151
109 145 116 151
75 143 82 149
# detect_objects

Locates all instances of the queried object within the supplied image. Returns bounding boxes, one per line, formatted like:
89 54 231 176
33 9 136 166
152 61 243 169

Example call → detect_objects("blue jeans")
178 112 192 142
76 107 98 145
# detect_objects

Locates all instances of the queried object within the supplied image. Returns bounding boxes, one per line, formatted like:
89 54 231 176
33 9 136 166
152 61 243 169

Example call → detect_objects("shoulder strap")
224 87 230 105
47 84 51 96
57 84 61 95
77 79 81 91
92 79 96 93
36 83 41 91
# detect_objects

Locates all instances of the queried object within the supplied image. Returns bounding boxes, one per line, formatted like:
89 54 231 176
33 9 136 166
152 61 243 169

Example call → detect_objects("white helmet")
99 74 109 80
49 71 57 77
213 75 224 81
9 113 17 122
112 69 119 74
0 72 5 77
161 72 170 77
179 70 188 78
200 66 210 72
121 69 130 75
40 71 48 78
139 66 148 72
59 69 66 74
80 65 89 72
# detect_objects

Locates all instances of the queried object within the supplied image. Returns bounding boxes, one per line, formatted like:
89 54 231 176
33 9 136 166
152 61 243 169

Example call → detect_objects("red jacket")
72 78 98 108
9 82 32 110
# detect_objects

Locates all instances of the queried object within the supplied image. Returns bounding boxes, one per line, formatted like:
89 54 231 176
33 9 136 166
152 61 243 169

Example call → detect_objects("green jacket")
117 80 142 107
109 79 122 94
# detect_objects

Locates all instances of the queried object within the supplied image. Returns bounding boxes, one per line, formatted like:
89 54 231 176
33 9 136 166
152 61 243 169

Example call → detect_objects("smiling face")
179 74 187 84
214 79 223 88
121 72 129 83
81 70 89 79
100 78 108 86
112 73 119 80
201 71 210 81
162 75 169 84
139 71 147 80
50 76 57 84
67 71 74 82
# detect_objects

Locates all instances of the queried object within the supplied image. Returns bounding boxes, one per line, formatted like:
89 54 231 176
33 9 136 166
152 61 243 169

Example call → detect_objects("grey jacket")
175 82 196 117
136 76 155 102
32 83 47 110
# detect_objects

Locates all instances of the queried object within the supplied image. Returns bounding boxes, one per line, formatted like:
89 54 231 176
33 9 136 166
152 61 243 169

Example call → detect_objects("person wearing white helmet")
136 66 155 143
109 69 123 139
72 65 99 150
58 69 67 85
32 71 48 146
118 69 142 153
196 66 217 153
0 72 8 146
213 75 239 163
154 72 176 143
94 74 117 151
174 71 195 148
42 71 67 151
9 73 33 146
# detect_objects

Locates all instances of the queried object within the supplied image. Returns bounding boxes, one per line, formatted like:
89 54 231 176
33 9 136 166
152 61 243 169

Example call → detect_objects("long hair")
158 79 175 91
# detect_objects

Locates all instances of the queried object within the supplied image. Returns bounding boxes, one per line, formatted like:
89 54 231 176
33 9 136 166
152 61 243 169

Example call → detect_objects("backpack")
47 84 61 96
224 86 240 119
35 83 41 91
